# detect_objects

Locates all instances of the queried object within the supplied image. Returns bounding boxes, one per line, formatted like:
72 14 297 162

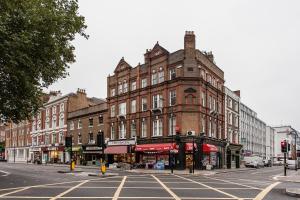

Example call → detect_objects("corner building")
107 31 226 170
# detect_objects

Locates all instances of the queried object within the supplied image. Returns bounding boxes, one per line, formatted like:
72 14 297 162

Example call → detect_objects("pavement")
0 162 299 200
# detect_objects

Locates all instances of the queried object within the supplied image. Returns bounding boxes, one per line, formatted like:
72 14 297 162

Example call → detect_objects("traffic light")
97 131 105 148
65 136 72 148
281 140 287 153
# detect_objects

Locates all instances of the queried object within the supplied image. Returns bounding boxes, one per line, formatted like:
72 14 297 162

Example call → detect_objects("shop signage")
30 147 41 152
107 139 136 146
85 146 102 151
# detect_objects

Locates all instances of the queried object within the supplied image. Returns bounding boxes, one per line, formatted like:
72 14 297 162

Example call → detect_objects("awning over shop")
203 144 218 153
135 143 176 152
104 146 128 154
185 143 218 153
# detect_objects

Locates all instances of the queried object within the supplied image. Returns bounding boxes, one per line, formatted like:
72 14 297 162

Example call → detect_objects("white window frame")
131 81 137 91
119 122 126 139
142 97 147 111
168 116 176 136
119 102 126 116
141 119 147 138
158 71 164 83
169 68 176 80
111 105 115 117
169 90 176 106
131 100 136 113
151 73 158 85
141 78 147 88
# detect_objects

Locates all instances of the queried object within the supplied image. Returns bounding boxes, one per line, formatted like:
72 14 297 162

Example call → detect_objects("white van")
244 156 264 168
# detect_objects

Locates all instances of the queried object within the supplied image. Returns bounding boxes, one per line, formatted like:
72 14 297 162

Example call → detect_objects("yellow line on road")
152 175 181 200
175 175 241 200
112 176 127 200
253 181 280 200
49 180 89 200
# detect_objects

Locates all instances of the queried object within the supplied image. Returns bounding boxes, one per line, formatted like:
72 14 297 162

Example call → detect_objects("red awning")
185 143 218 153
135 143 176 152
203 144 218 153
104 146 128 154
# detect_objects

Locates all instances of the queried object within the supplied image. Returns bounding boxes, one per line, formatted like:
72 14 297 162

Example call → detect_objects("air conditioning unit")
187 131 196 136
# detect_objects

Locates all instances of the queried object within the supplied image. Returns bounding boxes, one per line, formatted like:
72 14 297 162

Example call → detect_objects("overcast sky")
47 0 300 130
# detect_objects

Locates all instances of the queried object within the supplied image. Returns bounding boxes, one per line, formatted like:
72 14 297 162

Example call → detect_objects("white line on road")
251 168 282 175
253 181 281 200
152 175 181 200
204 175 262 190
112 176 127 200
175 175 241 200
0 186 30 198
0 170 10 177
49 180 89 200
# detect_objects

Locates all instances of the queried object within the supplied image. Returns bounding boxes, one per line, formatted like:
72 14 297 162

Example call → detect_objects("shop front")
82 145 102 165
42 146 65 163
72 146 83 165
135 143 177 169
105 139 136 165
226 143 243 169
30 147 42 164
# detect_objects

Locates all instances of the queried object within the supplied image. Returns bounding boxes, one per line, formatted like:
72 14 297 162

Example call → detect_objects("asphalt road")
0 163 299 200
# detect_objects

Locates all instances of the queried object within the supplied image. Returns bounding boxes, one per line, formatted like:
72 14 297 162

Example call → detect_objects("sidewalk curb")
286 188 300 197
57 170 83 174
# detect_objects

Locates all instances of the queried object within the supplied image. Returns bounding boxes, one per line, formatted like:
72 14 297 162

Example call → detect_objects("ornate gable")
148 42 169 58
114 57 132 73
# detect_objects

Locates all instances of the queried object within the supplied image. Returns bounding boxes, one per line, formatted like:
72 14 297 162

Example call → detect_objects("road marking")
49 180 89 200
175 175 241 200
112 176 127 200
204 175 262 190
253 181 281 200
0 187 30 198
0 170 10 177
251 168 282 174
152 175 181 200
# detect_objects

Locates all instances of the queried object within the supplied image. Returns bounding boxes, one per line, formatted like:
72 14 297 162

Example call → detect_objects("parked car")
263 159 272 167
244 156 264 168
287 160 297 169
273 160 283 166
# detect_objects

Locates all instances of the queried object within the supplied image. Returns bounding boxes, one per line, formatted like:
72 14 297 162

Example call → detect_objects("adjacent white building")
273 126 299 160
239 103 267 158
266 126 275 161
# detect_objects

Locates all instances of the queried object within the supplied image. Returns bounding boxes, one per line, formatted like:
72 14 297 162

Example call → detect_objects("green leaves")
0 0 88 123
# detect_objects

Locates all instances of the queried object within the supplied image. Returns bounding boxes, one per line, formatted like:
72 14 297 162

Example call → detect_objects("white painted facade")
239 103 267 158
266 126 275 161
273 126 298 160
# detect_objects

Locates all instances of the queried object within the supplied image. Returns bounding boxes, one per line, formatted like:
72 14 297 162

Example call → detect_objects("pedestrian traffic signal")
281 140 287 153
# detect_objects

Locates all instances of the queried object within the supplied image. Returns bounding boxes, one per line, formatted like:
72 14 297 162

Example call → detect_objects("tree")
0 0 88 123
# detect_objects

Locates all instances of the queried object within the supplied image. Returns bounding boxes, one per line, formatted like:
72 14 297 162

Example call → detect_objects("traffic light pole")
284 152 287 176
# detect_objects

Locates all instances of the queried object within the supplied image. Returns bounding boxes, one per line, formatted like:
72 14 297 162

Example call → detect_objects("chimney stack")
184 31 196 58
234 90 241 97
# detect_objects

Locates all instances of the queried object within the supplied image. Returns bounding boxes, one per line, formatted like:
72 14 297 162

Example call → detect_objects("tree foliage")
0 0 88 123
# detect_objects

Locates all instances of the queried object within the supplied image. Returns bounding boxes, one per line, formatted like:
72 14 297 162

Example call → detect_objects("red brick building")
107 31 227 169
